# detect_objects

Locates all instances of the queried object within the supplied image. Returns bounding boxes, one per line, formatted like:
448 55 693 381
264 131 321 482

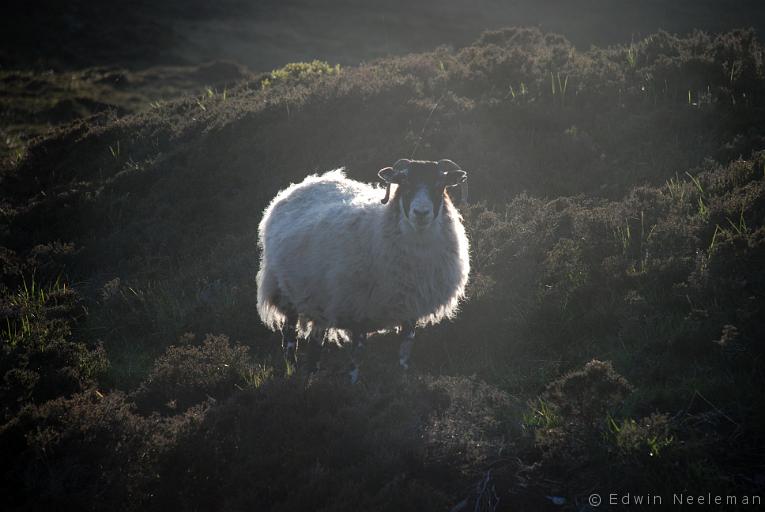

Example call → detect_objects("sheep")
256 158 470 380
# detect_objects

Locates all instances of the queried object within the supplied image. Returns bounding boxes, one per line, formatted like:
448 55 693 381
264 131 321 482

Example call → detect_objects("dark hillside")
4 0 765 71
1 27 765 510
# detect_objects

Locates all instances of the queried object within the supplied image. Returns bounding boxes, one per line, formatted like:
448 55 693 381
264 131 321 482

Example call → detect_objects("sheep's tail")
256 264 286 331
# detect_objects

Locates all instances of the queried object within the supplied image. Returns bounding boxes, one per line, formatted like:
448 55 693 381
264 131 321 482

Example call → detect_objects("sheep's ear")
444 169 467 187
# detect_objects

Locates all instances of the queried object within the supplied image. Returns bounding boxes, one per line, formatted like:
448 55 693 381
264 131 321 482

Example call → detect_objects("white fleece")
256 169 470 336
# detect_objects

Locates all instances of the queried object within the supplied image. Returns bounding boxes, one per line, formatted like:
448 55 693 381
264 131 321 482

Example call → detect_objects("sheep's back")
258 171 382 325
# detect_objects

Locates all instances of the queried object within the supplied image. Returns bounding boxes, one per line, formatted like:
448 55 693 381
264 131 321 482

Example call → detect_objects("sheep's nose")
413 207 431 218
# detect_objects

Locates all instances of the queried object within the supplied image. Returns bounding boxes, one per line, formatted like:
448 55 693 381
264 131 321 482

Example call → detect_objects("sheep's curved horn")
381 183 392 204
438 159 469 204
437 159 460 171
379 159 411 204
393 158 411 171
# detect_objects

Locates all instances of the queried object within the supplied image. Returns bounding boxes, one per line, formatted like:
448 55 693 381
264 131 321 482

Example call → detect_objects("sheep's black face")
378 159 467 232
399 162 446 229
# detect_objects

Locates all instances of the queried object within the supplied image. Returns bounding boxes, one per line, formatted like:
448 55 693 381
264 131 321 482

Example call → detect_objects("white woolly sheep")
256 158 470 380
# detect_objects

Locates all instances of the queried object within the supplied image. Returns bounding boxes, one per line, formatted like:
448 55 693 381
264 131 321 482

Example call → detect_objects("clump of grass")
686 171 710 220
608 413 674 459
708 205 751 253
626 43 639 69
1 275 108 422
241 363 273 389
108 140 121 160
3 274 68 348
261 60 341 89
549 70 569 107
522 397 560 431
664 174 687 203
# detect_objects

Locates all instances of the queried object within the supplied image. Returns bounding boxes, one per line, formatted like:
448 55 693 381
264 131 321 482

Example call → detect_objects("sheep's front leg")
348 332 367 384
281 319 298 367
399 322 416 370
304 327 324 374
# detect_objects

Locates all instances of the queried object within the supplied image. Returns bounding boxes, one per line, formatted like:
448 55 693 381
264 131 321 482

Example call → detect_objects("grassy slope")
1 27 765 510
0 62 255 168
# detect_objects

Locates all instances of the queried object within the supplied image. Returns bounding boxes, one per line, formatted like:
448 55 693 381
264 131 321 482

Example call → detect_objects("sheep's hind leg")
399 322 415 370
281 316 299 367
348 332 367 384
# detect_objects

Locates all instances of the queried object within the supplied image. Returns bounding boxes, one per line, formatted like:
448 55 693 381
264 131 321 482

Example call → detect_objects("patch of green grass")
608 413 674 459
522 397 560 431
665 174 688 203
686 171 710 220
3 274 67 348
261 60 341 89
550 70 569 107
241 363 274 389
626 43 639 69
